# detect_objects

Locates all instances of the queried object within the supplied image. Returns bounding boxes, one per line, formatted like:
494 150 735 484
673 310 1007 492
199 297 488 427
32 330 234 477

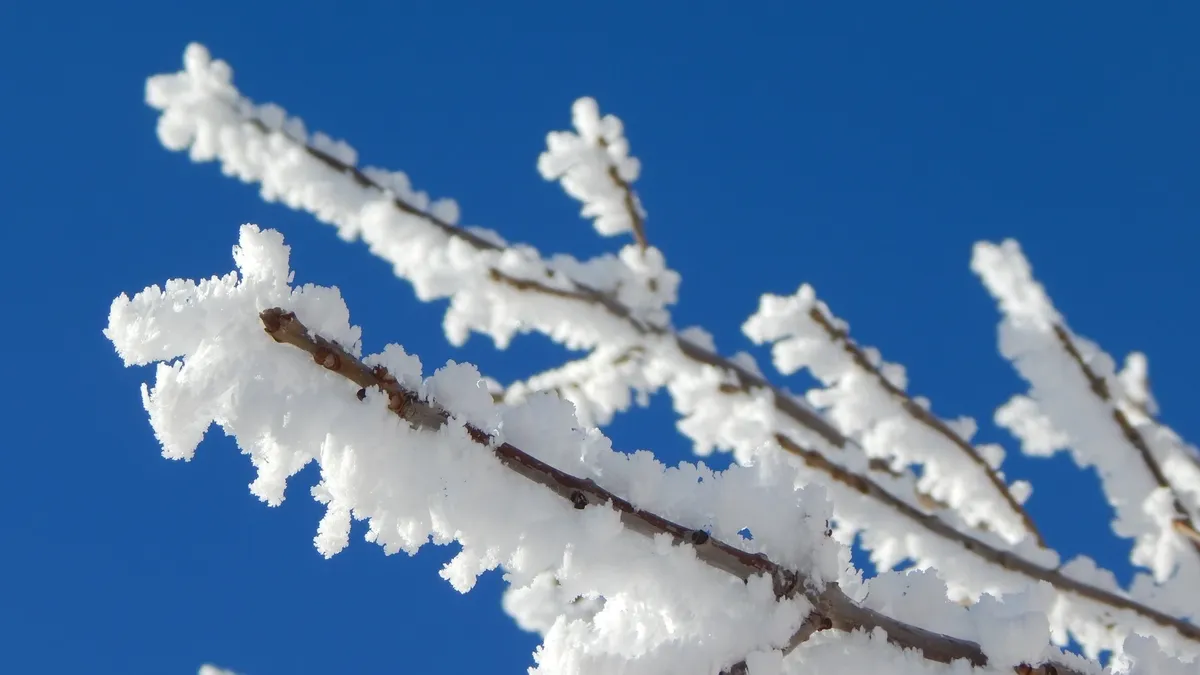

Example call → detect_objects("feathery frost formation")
108 225 954 673
538 96 646 241
973 241 1200 620
108 226 1113 674
108 42 1200 673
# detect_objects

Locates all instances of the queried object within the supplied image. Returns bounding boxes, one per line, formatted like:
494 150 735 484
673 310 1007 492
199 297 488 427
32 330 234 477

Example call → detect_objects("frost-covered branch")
257 305 1044 674
537 97 649 251
1049 323 1200 551
744 284 1043 545
975 241 1200 616
143 44 900 460
141 44 1200 658
106 225 1110 674
143 43 1036 539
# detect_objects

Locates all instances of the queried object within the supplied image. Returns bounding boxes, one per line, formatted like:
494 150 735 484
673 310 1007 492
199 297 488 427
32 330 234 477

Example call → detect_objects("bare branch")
259 307 1085 675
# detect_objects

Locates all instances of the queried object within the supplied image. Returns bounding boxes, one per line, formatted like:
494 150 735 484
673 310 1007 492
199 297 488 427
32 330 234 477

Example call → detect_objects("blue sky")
3 2 1198 673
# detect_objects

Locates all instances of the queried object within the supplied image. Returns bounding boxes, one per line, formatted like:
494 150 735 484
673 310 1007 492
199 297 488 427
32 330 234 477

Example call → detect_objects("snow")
106 226 840 675
107 225 1122 674
537 97 645 240
743 282 1036 544
126 43 1200 674
973 240 1200 622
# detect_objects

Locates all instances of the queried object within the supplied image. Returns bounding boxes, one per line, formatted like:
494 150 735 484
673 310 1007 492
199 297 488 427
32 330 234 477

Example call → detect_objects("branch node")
771 568 801 598
387 392 407 413
313 346 341 370
569 490 589 510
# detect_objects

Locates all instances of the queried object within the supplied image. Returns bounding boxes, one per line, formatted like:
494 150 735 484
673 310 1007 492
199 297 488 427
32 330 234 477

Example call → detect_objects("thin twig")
1176 520 1200 547
259 307 1082 675
806 306 1045 546
1052 324 1200 560
595 135 648 251
287 120 1037 541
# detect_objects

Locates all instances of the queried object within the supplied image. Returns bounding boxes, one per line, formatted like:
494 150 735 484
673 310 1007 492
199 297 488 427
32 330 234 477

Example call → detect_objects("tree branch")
258 307 1080 675
770 429 1200 645
805 299 1045 546
294 123 983 521
172 113 1195 650
287 125 851 451
595 135 649 251
238 121 1200 644
294 121 1036 543
1051 324 1200 560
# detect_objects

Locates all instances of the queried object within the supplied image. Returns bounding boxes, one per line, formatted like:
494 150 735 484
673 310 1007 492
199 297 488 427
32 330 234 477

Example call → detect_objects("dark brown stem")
259 307 1085 675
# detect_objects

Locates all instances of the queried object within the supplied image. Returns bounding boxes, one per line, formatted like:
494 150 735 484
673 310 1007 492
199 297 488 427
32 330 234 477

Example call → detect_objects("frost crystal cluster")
106 44 1199 675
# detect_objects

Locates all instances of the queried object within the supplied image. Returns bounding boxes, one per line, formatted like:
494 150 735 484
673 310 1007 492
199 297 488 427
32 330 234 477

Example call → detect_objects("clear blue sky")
2 3 1198 673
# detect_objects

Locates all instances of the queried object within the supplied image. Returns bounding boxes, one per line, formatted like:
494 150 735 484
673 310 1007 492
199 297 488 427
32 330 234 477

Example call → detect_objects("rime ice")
127 43 1200 674
107 226 843 675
